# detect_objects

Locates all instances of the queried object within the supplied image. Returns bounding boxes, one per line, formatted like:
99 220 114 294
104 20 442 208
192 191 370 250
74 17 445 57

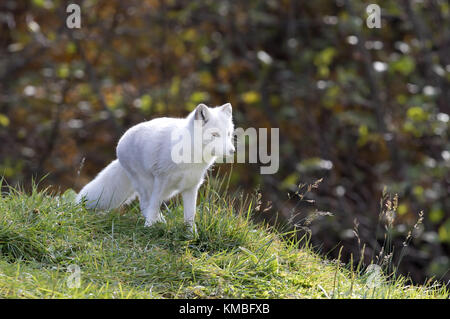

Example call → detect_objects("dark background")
0 0 449 285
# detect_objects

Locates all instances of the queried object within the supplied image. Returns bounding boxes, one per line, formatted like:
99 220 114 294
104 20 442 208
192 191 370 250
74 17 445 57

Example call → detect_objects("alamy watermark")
171 120 279 175
66 3 381 30
62 2 381 175
66 264 81 288
66 4 81 29
364 264 383 288
366 4 381 29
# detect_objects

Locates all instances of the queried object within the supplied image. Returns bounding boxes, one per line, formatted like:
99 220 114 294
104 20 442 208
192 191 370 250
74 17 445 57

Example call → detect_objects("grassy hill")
0 178 447 299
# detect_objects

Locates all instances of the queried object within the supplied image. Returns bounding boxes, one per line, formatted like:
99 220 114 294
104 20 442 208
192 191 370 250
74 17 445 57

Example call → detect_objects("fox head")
193 103 235 159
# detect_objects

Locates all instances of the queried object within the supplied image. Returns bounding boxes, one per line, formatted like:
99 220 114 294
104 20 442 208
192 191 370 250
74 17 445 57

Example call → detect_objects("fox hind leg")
143 176 168 227
123 169 155 221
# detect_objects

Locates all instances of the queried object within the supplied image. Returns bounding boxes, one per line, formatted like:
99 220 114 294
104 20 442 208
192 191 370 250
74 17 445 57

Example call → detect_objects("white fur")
76 103 234 230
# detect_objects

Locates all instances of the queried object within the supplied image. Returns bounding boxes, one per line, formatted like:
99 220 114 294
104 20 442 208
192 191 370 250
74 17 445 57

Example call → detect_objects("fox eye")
212 132 220 138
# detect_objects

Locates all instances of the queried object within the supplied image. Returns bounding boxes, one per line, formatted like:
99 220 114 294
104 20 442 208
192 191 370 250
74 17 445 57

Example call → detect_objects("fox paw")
185 222 197 235
144 214 166 227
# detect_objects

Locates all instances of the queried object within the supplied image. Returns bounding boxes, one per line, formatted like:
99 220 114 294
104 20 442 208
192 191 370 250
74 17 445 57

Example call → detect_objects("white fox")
76 103 235 231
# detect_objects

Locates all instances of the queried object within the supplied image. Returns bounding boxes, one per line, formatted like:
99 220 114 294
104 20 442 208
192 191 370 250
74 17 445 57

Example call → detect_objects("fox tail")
76 159 136 210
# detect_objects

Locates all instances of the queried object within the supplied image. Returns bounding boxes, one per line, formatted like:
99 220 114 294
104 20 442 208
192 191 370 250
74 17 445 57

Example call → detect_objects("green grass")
0 177 447 299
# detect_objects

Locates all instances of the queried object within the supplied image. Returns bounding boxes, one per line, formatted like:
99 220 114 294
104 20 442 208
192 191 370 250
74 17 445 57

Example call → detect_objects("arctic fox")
76 103 235 231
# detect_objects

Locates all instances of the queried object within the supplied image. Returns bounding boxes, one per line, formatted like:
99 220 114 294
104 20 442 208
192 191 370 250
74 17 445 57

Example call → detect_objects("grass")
0 177 447 299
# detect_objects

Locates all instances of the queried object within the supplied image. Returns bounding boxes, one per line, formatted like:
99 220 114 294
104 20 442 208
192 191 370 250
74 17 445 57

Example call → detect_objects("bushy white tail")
76 159 136 210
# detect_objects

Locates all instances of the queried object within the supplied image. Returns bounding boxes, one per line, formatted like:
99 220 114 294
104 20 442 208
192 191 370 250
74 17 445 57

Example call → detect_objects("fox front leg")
182 186 199 233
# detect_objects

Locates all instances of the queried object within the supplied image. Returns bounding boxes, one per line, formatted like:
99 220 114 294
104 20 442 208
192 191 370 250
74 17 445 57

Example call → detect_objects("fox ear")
194 103 209 123
220 103 232 116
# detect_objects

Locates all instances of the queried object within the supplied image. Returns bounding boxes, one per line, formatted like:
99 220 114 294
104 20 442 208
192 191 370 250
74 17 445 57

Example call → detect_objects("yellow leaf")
241 91 260 104
190 91 209 104
0 114 10 127
397 203 408 216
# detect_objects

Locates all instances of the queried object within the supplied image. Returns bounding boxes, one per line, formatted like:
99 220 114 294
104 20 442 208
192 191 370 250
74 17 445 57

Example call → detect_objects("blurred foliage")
0 0 449 285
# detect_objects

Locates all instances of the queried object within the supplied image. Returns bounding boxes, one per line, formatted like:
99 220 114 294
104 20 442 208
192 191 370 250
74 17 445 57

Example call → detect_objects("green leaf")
66 42 77 55
429 206 444 223
281 173 299 190
438 219 450 243
57 64 70 78
140 95 152 112
390 56 415 76
62 189 77 202
407 106 428 122
314 47 337 66
32 0 45 7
